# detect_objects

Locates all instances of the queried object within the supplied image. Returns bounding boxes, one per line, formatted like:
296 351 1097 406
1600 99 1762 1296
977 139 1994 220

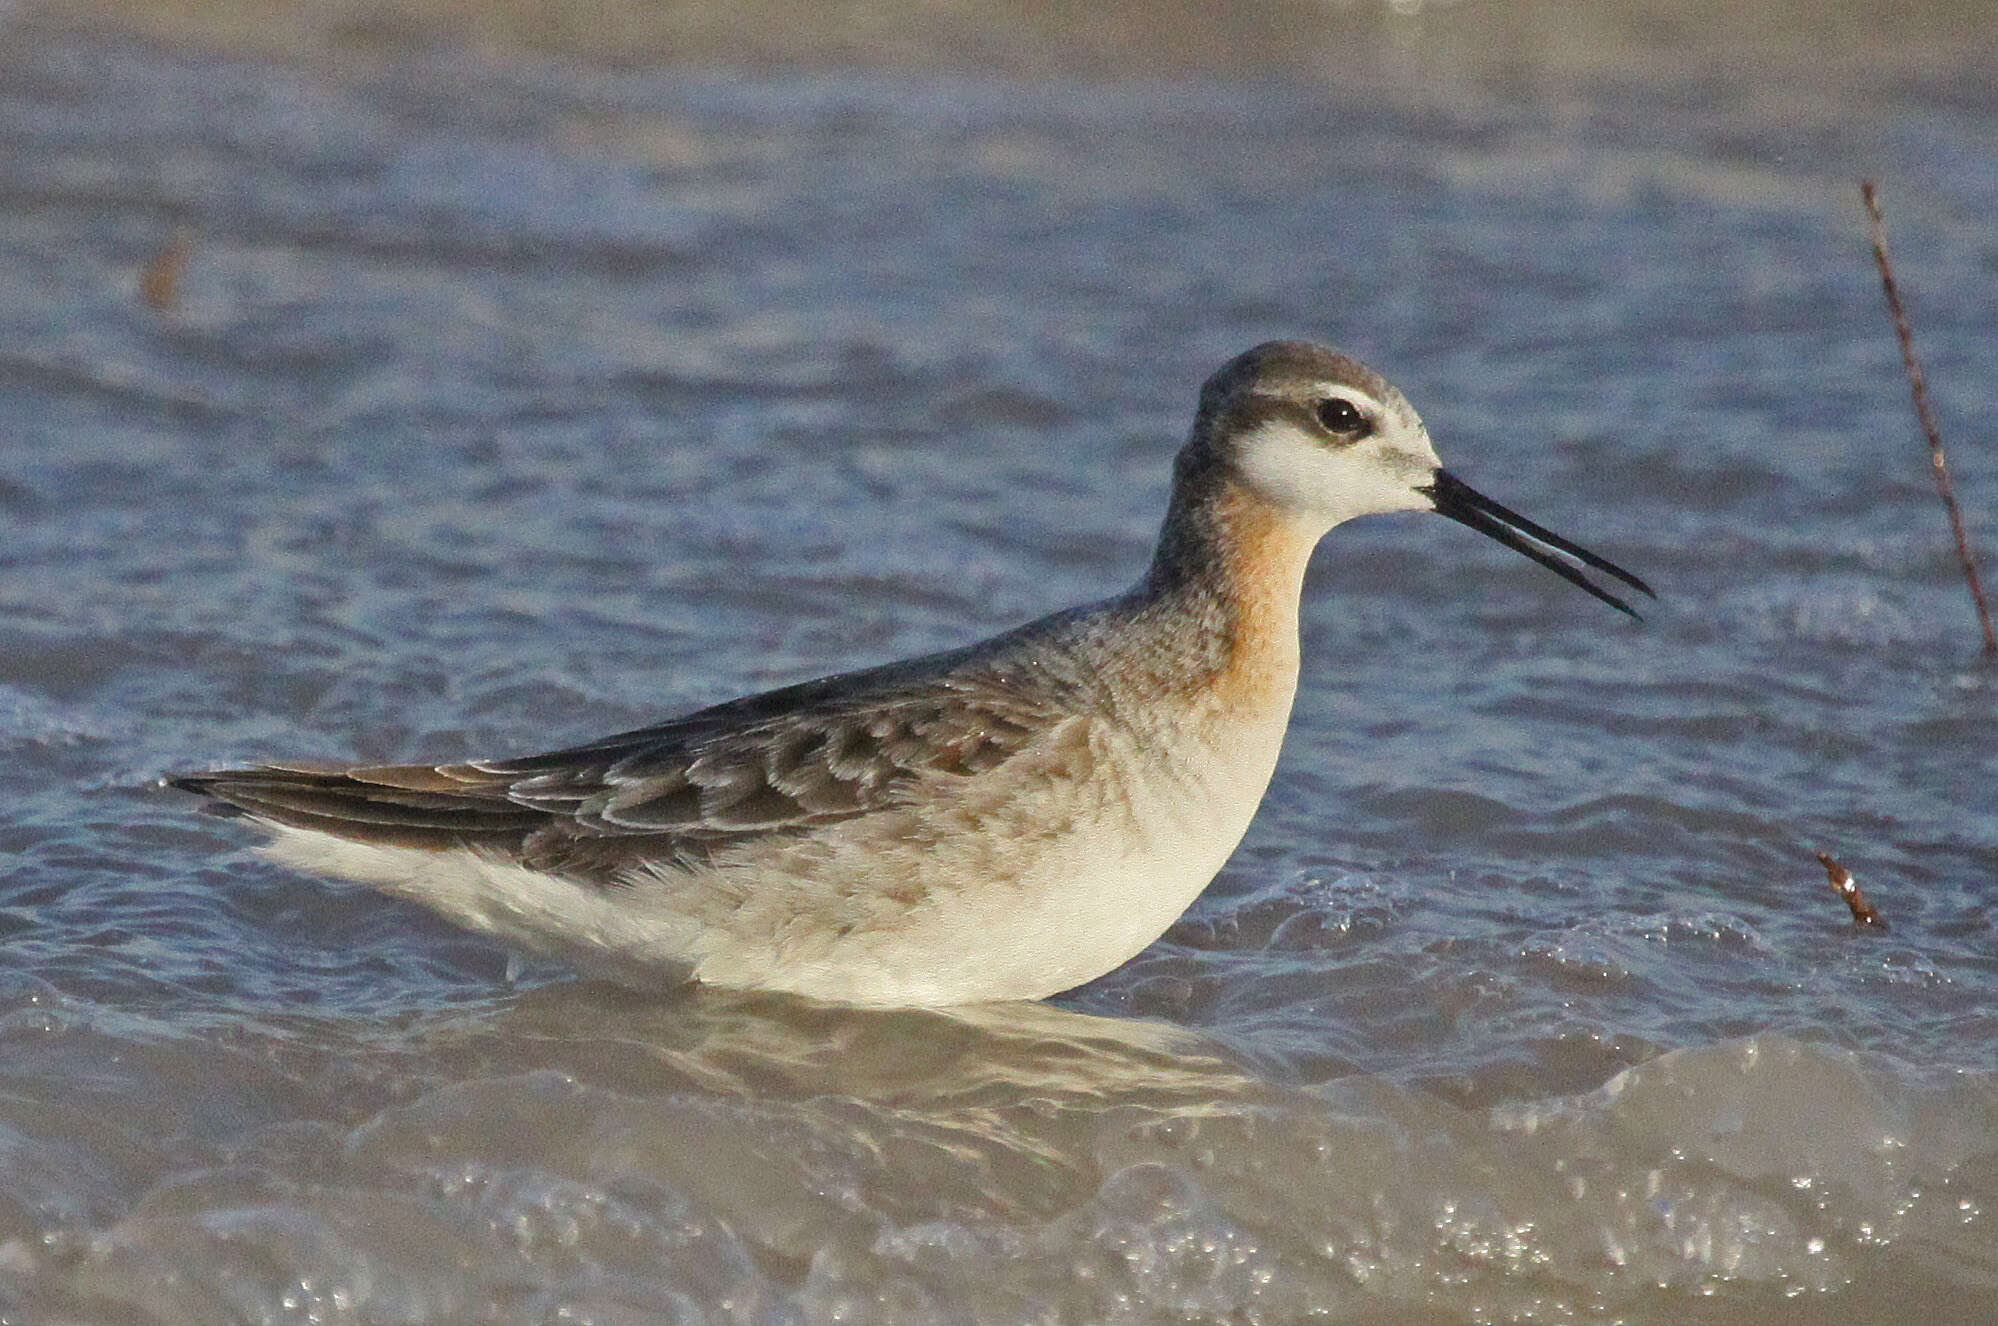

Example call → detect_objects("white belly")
704 710 1288 1004
258 703 1292 1007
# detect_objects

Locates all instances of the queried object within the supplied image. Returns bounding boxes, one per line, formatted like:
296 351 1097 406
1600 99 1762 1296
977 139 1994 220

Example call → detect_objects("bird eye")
1314 397 1372 439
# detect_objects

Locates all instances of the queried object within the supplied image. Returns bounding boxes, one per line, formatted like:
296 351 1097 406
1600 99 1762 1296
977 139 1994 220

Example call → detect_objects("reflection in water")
8 977 1993 1322
496 981 1286 1106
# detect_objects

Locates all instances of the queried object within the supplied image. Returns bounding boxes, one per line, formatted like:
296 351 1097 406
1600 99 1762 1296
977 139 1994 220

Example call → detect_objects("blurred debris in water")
1817 851 1887 929
138 225 194 313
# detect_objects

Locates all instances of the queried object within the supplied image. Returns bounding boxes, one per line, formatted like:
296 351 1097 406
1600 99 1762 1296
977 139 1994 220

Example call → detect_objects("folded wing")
170 665 1058 884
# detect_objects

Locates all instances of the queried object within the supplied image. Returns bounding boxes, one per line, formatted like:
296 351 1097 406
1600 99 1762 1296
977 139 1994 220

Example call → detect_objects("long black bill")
1419 469 1656 621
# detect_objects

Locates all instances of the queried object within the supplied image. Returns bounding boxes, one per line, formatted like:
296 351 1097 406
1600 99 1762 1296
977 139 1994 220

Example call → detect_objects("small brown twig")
1816 851 1886 929
1860 181 1998 657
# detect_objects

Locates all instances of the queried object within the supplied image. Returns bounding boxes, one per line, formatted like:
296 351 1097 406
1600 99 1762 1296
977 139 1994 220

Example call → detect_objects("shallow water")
3 4 1997 1321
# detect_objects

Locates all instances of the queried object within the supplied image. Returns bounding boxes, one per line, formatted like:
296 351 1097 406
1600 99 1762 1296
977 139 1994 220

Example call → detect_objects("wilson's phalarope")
170 341 1652 1007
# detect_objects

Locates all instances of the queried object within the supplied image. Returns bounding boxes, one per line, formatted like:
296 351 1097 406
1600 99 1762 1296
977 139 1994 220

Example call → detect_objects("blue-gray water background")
2 1 1995 1320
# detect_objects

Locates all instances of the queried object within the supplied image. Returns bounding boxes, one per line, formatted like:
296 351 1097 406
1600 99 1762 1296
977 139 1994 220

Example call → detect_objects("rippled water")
3 5 1996 1321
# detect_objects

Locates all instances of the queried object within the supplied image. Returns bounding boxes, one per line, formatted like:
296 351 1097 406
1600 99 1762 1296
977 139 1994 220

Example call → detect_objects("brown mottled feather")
170 635 1087 883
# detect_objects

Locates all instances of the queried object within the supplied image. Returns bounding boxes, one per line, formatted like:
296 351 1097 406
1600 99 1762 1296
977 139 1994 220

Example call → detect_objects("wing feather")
169 656 1075 881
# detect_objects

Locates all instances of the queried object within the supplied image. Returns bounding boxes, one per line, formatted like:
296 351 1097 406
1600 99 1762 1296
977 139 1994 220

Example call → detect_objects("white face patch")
1231 382 1443 533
